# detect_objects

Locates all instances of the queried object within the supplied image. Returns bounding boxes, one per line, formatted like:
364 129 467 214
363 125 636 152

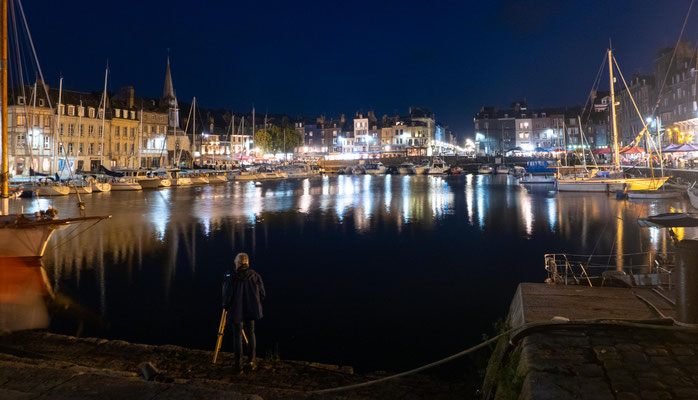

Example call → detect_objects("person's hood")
236 268 255 279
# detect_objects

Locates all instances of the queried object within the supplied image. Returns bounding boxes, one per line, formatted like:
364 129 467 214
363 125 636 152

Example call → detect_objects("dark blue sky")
20 0 698 137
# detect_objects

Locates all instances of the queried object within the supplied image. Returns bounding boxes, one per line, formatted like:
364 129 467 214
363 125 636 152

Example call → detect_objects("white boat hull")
190 177 210 185
35 185 70 196
171 177 192 186
365 167 387 175
478 168 493 174
90 182 111 192
558 177 668 192
69 185 93 194
628 190 682 199
414 166 429 175
427 167 449 175
496 167 510 174
0 225 55 258
158 179 172 187
398 168 414 175
209 175 228 183
235 173 258 181
110 182 142 191
520 175 557 184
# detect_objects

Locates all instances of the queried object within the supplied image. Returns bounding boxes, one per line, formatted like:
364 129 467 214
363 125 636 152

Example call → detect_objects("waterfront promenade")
483 283 698 400
0 331 461 400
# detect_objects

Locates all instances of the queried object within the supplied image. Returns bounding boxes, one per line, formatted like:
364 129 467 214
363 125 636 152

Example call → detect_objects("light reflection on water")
8 174 698 371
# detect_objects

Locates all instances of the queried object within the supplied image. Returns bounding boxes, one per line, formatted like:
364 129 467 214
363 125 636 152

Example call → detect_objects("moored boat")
67 179 93 194
413 161 430 175
398 163 415 175
477 165 493 174
426 158 449 175
189 171 210 185
87 176 112 192
165 169 192 186
364 162 387 175
495 165 510 174
519 174 557 184
688 183 698 208
109 177 142 191
627 189 682 200
208 172 228 183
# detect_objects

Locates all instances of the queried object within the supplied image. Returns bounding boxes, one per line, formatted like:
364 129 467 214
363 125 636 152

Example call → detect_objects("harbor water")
12 174 698 371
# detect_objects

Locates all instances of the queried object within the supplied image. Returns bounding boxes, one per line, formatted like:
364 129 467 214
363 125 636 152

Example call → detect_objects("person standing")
222 253 265 372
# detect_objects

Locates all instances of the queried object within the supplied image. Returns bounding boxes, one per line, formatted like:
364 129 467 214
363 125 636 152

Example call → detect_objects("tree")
254 129 272 153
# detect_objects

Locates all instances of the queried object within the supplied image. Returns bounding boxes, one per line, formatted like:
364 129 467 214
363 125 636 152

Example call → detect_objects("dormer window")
115 109 121 118
38 99 44 106
68 105 75 116
98 108 104 119
17 96 25 105
130 111 135 119
58 104 65 115
78 106 85 117
88 107 95 118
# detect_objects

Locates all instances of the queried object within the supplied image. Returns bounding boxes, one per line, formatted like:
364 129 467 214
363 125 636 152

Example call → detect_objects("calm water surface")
12 175 698 371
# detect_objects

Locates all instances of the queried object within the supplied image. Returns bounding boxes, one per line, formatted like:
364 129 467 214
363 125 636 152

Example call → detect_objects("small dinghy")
627 189 682 200
637 213 698 228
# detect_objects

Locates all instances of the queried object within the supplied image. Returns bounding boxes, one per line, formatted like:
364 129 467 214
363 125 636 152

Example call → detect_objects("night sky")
20 0 698 138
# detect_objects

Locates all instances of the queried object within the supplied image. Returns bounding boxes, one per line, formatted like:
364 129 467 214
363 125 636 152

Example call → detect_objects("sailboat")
557 47 669 192
89 67 112 192
0 0 109 261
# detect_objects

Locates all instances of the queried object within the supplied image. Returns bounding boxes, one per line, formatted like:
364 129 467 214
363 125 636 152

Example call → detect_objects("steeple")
161 56 177 108
160 56 179 130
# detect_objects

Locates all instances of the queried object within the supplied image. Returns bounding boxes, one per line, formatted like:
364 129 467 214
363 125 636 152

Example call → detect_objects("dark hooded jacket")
223 268 265 324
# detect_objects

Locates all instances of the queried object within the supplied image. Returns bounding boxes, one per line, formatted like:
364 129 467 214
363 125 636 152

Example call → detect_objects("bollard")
676 239 698 324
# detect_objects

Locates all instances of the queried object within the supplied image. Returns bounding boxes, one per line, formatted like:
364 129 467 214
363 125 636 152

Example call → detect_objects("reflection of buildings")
35 177 694 317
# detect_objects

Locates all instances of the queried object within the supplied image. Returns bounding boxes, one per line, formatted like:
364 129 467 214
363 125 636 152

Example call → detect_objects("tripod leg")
212 310 227 364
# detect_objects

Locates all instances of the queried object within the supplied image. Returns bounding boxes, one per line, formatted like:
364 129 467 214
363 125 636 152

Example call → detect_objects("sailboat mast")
608 48 620 171
100 67 107 167
1 0 8 198
192 97 196 168
55 77 62 173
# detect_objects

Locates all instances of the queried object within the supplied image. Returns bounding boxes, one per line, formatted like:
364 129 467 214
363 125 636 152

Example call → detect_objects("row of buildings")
474 41 698 154
6 58 199 176
5 57 458 177
294 108 457 157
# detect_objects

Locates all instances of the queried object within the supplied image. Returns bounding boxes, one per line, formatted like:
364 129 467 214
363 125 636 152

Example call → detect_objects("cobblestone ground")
0 331 465 400
516 326 698 400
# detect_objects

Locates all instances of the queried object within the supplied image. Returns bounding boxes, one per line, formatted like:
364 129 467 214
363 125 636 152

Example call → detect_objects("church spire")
161 56 177 107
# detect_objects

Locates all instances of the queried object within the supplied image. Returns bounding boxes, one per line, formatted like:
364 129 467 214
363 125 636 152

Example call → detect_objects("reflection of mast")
1 0 7 197
99 233 106 314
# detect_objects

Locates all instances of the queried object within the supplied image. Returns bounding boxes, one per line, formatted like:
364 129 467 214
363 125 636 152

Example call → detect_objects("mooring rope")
309 316 698 394
308 330 510 395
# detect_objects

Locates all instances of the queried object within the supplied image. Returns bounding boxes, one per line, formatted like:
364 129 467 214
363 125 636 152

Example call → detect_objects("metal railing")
545 252 675 289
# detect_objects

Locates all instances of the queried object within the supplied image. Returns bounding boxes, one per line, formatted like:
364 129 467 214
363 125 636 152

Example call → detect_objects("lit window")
68 105 75 116
89 108 95 118
115 109 121 118
78 106 85 117
58 104 64 115
44 136 50 149
16 115 26 126
98 108 104 119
